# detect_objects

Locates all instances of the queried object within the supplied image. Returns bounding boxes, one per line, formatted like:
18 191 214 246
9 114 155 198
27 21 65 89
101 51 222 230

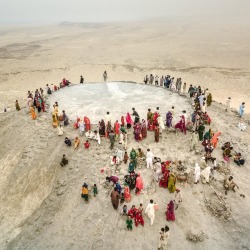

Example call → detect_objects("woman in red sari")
155 124 160 142
84 116 91 130
141 119 147 139
121 116 125 127
166 200 175 221
159 170 170 188
175 115 187 135
133 123 142 142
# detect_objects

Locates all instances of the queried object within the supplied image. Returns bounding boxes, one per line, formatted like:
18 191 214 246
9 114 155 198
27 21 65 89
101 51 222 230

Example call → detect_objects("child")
138 203 143 213
124 152 128 164
93 184 98 197
126 216 133 231
15 100 20 111
120 192 125 204
121 204 127 215
84 140 90 149
81 183 89 202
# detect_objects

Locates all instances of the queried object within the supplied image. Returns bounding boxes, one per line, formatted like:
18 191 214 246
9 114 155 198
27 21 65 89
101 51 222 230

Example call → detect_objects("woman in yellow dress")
30 105 36 120
168 173 177 194
52 105 59 128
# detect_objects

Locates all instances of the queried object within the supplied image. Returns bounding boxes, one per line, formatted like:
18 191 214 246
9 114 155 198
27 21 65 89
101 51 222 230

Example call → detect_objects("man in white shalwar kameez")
146 149 154 169
194 163 201 184
145 199 156 225
190 130 199 151
238 120 246 131
173 189 182 209
154 160 162 182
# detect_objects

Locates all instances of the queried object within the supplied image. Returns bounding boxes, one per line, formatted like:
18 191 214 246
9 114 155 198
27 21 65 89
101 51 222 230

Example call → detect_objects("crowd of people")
16 72 247 250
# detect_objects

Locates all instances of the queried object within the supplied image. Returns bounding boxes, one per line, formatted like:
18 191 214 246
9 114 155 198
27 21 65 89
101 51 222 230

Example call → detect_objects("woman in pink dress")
135 173 143 195
141 119 147 139
175 115 187 135
126 112 133 129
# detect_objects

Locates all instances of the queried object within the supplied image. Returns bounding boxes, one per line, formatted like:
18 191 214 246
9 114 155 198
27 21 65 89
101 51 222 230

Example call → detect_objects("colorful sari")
141 119 147 138
126 112 133 128
166 111 173 128
166 200 175 221
175 115 187 134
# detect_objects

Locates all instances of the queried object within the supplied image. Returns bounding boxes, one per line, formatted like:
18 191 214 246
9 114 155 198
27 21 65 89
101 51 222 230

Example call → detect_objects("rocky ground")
0 85 250 250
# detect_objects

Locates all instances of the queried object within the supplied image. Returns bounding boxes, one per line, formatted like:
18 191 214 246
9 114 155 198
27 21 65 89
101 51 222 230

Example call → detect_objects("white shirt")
146 151 153 160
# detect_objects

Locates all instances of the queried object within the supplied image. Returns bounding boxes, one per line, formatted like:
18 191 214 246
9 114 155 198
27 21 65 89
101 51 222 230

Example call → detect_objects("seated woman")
84 140 90 149
64 137 71 146
221 142 233 151
74 137 80 149
238 120 246 131
234 153 245 166
60 154 68 166
223 148 232 163
85 130 94 139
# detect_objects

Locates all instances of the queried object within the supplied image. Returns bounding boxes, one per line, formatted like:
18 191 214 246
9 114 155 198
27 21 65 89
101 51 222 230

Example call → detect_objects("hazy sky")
0 0 249 25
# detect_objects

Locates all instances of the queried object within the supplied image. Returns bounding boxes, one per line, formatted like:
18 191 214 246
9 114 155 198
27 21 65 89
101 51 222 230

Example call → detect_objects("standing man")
173 189 182 210
190 130 199 151
103 71 108 82
145 199 156 225
194 163 201 184
239 102 245 117
109 130 115 150
80 75 84 84
132 108 140 123
110 187 120 209
146 149 154 169
225 97 231 111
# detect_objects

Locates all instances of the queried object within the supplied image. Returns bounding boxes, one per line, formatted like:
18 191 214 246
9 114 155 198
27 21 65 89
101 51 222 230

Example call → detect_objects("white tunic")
194 163 201 182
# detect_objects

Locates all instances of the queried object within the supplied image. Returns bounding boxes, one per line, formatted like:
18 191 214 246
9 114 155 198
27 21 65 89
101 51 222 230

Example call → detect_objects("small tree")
207 93 212 106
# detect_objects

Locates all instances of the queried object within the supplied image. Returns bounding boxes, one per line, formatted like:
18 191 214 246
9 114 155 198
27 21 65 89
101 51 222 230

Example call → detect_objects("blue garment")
239 104 245 117
116 183 122 194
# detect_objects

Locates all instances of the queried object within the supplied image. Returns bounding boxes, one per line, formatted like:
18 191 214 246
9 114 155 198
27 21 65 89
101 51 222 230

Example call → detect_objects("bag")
154 204 159 210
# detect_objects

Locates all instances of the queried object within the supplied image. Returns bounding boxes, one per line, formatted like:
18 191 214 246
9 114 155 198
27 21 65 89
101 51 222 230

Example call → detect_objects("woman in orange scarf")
211 131 221 148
